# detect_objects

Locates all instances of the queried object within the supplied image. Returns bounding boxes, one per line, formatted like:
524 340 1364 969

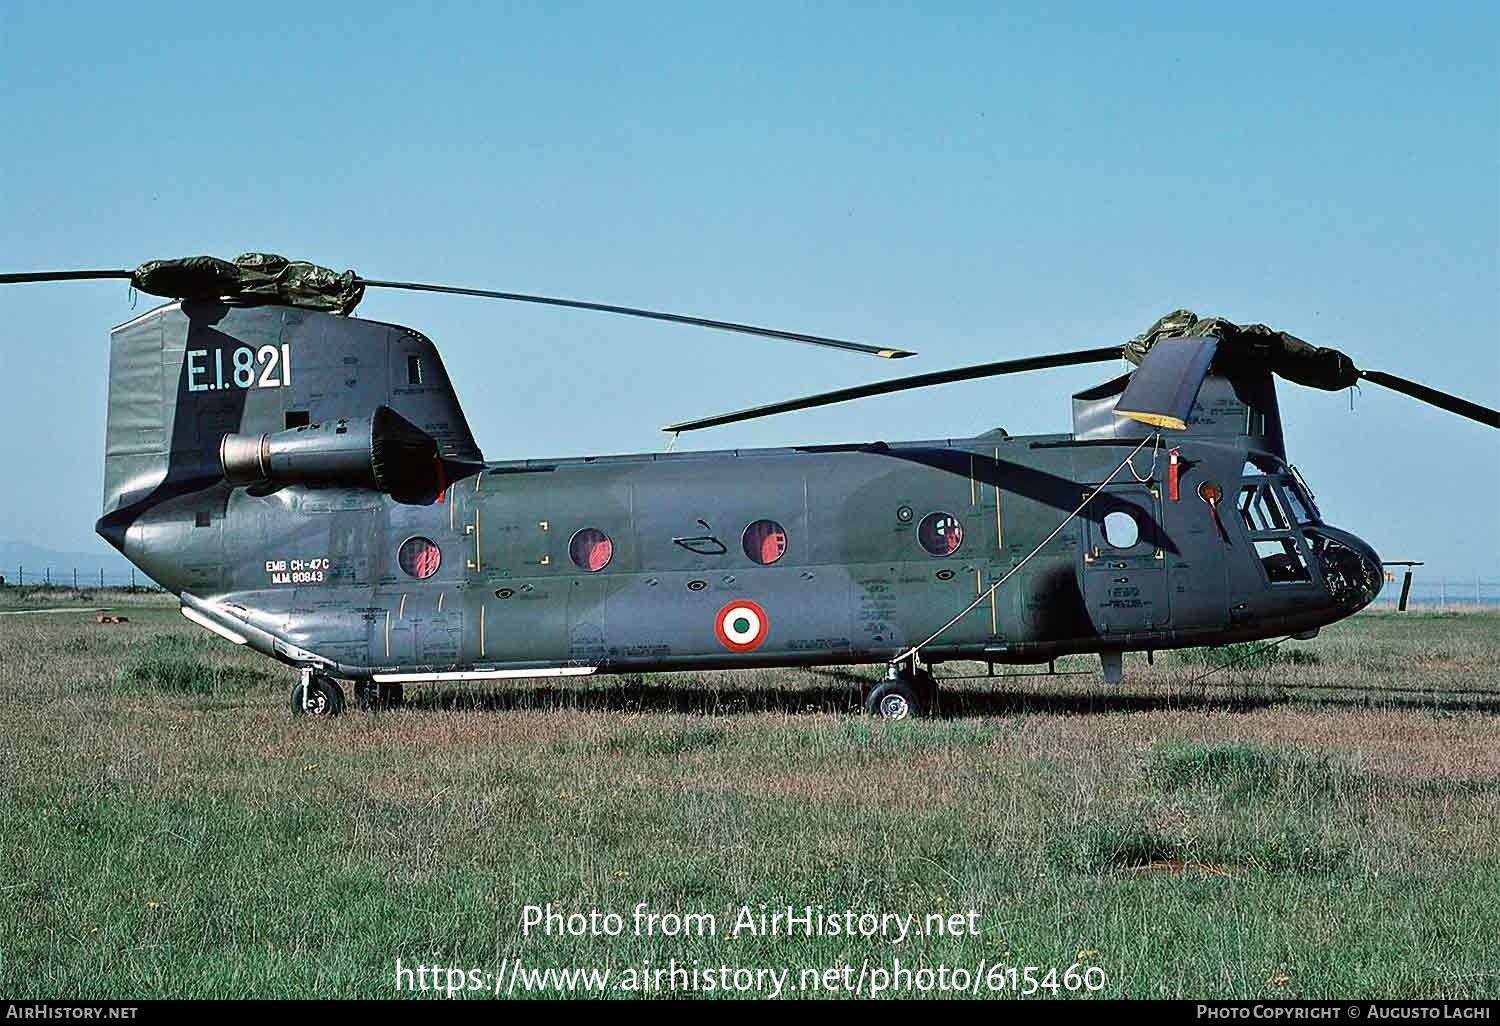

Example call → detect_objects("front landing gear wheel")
865 679 918 719
354 680 404 711
865 665 938 719
290 674 345 717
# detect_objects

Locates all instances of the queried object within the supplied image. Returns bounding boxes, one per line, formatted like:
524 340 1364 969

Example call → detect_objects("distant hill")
0 539 142 587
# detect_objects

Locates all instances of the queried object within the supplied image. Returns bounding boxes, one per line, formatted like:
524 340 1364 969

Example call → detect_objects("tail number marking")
187 344 293 392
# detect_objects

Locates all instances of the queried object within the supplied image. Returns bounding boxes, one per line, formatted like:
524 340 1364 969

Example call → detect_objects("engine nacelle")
220 405 443 501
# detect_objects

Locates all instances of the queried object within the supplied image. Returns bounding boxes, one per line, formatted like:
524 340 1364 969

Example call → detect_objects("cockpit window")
1279 480 1318 525
1255 538 1311 583
1243 453 1282 475
1239 466 1316 586
1238 483 1289 533
1243 454 1321 526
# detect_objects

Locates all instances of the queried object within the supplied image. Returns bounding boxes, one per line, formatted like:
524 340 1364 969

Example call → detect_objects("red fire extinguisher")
1169 448 1181 501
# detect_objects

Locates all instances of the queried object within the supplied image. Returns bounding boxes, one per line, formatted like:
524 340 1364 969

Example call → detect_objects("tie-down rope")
890 431 1158 667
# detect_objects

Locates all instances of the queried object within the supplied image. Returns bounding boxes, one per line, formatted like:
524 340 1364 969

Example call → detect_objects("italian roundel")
715 600 769 653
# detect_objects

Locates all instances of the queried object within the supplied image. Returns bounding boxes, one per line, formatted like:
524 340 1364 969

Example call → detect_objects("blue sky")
1 1 1495 575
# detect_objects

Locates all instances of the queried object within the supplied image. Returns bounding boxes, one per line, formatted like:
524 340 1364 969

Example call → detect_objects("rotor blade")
0 269 132 285
357 277 914 359
1358 370 1500 429
662 347 1121 432
1114 337 1219 430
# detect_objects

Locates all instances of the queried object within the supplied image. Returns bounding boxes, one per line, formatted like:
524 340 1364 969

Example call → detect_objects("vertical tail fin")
101 300 483 522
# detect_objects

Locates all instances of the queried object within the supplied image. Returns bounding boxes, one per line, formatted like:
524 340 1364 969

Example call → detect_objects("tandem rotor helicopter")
5 254 1497 718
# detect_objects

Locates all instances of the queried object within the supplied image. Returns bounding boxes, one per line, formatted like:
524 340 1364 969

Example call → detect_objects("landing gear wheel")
354 680 404 711
289 674 345 717
865 665 938 719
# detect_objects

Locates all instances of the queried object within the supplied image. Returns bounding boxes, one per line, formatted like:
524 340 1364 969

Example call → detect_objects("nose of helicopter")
1311 526 1383 612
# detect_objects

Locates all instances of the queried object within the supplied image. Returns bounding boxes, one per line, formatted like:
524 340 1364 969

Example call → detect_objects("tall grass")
113 634 269 696
1146 740 1353 803
1 610 1497 998
1174 644 1320 670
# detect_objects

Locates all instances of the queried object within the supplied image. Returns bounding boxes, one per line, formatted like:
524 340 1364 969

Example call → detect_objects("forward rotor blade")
662 347 1121 433
0 270 132 285
357 278 914 359
1358 370 1500 429
1114 337 1219 430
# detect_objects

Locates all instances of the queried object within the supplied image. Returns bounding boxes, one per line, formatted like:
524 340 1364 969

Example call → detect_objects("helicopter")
3 253 1496 719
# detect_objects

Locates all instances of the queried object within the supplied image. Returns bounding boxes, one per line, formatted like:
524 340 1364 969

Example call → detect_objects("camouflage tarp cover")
131 253 364 314
1125 309 1359 391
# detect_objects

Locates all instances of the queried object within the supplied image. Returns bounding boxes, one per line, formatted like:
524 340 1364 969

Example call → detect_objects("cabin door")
1082 483 1170 635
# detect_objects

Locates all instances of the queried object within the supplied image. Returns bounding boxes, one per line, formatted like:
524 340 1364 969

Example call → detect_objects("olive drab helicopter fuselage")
7 253 1491 718
99 300 1382 718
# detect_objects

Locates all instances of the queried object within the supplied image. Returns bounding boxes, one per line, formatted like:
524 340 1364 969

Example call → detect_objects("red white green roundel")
715 600 769 652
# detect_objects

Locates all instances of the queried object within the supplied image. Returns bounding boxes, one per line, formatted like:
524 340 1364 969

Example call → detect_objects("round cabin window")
917 512 963 556
742 519 787 565
1102 510 1140 549
569 528 613 572
397 536 442 579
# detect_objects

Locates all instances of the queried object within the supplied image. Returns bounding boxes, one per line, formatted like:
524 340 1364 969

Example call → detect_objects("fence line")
1370 575 1500 610
3 565 161 590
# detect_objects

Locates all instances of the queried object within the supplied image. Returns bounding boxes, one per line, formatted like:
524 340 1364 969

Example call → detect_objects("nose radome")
1312 527 1383 611
1348 532 1382 590
1358 539 1383 592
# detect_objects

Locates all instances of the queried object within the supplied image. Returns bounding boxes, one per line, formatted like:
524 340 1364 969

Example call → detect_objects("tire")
911 669 938 713
865 678 923 720
355 680 404 711
289 675 345 717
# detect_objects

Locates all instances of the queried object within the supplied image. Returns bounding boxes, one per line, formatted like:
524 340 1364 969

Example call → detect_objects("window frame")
1237 474 1319 588
397 535 443 580
741 518 789 566
568 527 614 573
916 511 965 558
1276 478 1320 527
1100 509 1141 550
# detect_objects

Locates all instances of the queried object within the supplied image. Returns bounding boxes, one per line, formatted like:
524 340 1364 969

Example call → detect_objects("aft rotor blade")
0 269 132 285
357 277 914 359
1358 370 1500 429
662 346 1121 432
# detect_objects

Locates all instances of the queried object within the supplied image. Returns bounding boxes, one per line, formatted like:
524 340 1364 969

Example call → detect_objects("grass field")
2 592 1498 999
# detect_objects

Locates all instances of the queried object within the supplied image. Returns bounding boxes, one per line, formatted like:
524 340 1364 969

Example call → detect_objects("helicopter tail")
99 300 484 532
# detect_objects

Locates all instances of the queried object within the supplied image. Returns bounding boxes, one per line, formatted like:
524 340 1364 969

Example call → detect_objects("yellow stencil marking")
994 448 1004 549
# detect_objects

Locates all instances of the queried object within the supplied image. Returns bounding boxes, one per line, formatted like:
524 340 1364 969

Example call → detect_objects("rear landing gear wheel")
290 673 345 717
354 680 404 711
865 666 936 719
